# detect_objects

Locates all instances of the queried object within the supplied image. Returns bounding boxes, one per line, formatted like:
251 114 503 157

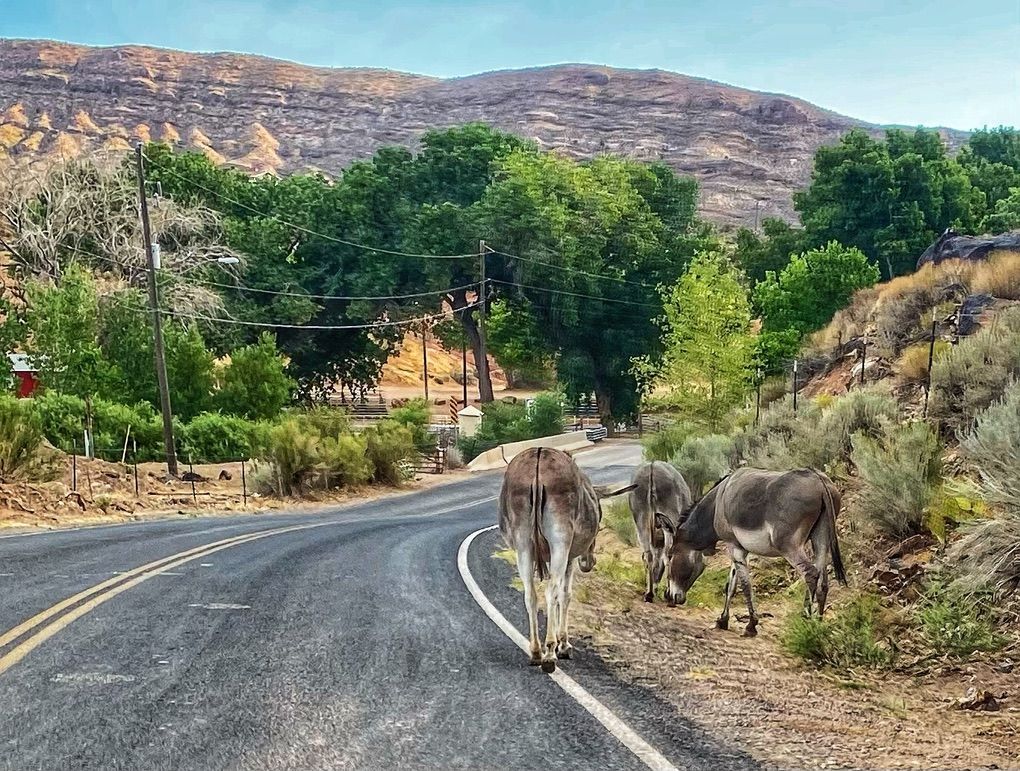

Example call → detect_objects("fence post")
754 368 763 426
72 439 77 492
860 333 868 386
133 440 139 498
189 454 197 505
241 458 247 507
792 359 799 414
923 308 937 418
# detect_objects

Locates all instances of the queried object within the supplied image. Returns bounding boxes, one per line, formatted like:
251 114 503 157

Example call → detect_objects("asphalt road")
0 442 756 771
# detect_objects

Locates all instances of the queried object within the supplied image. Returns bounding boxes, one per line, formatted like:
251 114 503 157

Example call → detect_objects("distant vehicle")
7 352 39 398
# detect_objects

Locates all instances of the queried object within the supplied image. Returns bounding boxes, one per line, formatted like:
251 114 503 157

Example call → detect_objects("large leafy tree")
656 251 752 430
732 218 807 287
794 129 981 279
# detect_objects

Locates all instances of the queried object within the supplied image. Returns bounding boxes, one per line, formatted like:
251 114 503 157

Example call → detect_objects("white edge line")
457 525 678 771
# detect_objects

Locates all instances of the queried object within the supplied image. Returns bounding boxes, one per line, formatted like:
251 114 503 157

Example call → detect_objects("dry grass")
896 340 950 384
971 250 1020 300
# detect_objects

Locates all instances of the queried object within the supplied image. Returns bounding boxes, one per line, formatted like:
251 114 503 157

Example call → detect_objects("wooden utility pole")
461 335 468 408
422 322 429 402
136 145 179 477
477 240 493 402
923 309 937 418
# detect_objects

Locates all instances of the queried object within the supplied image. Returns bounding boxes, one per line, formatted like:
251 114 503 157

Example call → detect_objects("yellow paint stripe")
0 526 290 650
0 522 323 676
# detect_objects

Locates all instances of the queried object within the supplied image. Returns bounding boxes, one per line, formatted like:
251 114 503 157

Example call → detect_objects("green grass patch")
917 584 1004 658
685 566 730 609
602 499 638 547
596 553 646 590
781 593 893 670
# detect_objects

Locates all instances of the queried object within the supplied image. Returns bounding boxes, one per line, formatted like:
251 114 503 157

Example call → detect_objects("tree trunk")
460 309 494 403
593 382 615 437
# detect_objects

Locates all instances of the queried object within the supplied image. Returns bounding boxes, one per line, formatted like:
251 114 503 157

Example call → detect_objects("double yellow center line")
0 521 328 676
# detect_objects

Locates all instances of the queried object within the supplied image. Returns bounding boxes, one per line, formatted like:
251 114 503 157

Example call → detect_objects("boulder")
916 228 1020 269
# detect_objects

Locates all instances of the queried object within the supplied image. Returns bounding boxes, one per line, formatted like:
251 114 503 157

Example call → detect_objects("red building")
8 353 39 398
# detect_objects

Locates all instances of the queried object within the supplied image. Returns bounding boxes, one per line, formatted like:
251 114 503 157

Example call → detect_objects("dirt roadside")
559 531 1020 770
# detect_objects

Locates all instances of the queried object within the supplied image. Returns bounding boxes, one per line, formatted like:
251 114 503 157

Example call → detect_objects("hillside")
0 38 966 228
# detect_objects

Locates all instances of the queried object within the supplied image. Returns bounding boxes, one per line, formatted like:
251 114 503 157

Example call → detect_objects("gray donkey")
657 467 847 636
628 461 697 603
499 447 634 672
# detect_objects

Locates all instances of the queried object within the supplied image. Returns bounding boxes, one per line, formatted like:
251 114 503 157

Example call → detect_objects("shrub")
820 388 898 463
261 419 320 496
917 584 1004 657
949 512 1020 597
929 306 1020 433
781 593 892 669
181 413 268 463
960 381 1020 509
389 399 434 452
527 391 564 438
89 399 164 461
216 332 295 421
671 434 733 496
296 406 352 439
971 250 1020 300
642 421 695 462
458 401 529 461
851 422 942 538
896 340 950 384
318 433 373 488
32 391 86 452
364 420 416 485
0 395 59 482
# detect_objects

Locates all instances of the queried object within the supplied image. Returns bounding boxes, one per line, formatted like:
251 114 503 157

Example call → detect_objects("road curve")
0 442 756 770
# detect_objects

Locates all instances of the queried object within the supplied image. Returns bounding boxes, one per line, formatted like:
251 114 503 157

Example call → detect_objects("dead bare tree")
0 152 240 317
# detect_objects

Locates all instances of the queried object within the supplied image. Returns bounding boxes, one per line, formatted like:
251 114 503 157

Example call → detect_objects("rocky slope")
0 38 964 227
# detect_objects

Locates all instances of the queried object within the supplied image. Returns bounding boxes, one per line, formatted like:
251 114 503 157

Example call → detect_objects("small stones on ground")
956 687 1001 712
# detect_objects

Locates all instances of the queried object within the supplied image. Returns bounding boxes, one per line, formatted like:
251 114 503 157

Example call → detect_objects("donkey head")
655 513 706 606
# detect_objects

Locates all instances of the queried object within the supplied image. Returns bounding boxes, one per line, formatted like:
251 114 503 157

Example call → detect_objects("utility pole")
422 321 429 402
792 359 799 413
477 240 493 402
923 308 937 418
136 145 178 477
753 200 762 232
461 335 468 408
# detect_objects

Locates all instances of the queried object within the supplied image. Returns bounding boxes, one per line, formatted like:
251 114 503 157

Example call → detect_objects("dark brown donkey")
499 447 634 672
657 467 847 636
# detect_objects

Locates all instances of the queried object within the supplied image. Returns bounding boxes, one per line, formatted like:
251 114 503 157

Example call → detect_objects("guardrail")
466 430 594 472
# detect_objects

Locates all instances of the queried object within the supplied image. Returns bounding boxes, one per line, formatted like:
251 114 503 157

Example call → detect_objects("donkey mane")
679 474 728 550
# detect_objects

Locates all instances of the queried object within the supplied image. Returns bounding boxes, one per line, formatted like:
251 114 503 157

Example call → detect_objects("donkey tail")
812 469 848 586
531 448 550 581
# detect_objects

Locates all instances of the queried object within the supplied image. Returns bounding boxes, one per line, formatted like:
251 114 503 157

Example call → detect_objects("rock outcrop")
916 229 1020 268
0 39 966 227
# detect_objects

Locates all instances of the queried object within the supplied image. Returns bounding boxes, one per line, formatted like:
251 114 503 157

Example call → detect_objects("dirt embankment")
507 529 1019 770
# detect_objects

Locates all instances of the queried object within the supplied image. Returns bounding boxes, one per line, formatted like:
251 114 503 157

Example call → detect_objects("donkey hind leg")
809 523 832 617
786 546 822 618
716 561 739 630
556 559 577 660
732 549 760 637
541 545 569 673
517 548 542 665
642 549 657 603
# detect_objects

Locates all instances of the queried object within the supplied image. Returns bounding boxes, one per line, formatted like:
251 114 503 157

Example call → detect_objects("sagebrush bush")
296 406 352 439
261 418 320 496
851 422 942 538
671 434 733 496
642 421 695 462
781 593 892 669
960 381 1020 509
949 512 1020 597
971 250 1020 300
319 433 373 488
820 388 899 463
929 306 1020 433
0 395 59 482
180 413 268 463
364 420 416 485
918 584 1003 657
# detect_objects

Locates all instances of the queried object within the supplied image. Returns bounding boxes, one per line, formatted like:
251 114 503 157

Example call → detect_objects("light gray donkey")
499 447 634 672
628 461 697 604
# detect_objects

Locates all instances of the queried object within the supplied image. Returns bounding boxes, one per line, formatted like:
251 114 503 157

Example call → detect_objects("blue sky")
2 0 1017 129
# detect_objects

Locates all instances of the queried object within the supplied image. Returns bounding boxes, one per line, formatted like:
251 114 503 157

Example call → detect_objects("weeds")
971 250 1020 300
917 584 1004 657
781 593 893 669
602 499 638 547
0 395 60 482
642 421 695 462
671 434 734 496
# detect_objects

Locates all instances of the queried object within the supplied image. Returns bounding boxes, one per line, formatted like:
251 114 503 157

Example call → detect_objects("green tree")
25 265 117 397
733 218 806 287
164 324 216 421
486 298 552 388
755 241 880 336
982 187 1020 233
657 251 752 430
217 332 295 420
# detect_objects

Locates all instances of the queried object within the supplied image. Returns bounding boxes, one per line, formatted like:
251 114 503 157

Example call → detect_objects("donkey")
498 447 634 672
628 461 696 603
657 467 847 637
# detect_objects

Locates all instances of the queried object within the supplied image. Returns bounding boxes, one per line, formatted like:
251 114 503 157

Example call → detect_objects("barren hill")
0 39 964 227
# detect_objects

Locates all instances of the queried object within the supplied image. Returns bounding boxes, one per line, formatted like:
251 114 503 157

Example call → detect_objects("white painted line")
187 602 251 610
457 525 677 771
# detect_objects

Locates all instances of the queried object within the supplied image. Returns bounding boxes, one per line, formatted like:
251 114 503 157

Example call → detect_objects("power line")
141 149 476 260
162 303 480 331
490 278 660 309
492 249 656 288
190 276 486 303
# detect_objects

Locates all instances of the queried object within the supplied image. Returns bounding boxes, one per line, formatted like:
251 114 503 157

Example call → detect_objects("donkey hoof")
742 625 758 638
556 646 573 660
529 655 543 666
643 592 654 603
540 659 557 674
715 618 729 630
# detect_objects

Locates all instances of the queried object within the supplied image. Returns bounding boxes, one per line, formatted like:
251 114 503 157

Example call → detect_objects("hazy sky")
3 0 1018 129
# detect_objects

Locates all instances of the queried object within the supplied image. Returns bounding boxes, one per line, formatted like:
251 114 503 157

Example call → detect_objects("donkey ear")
594 482 636 499
655 513 676 536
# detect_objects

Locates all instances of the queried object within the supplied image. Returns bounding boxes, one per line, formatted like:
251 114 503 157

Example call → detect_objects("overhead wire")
490 278 660 309
490 249 657 288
